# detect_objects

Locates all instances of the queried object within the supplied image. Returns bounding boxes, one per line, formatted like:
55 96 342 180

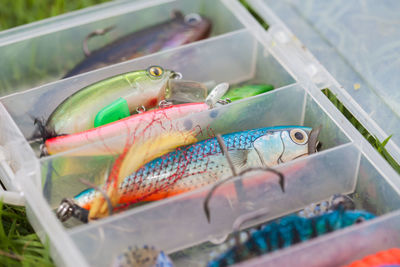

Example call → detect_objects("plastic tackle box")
0 0 399 266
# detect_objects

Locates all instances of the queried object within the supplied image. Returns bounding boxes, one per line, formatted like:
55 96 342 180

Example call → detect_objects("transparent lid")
249 0 400 162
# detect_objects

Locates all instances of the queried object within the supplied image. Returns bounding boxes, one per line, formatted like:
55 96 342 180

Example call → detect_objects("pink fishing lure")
45 102 208 156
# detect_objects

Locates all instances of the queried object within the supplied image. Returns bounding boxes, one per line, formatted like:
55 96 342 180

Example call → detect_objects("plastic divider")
0 0 246 96
39 83 351 208
238 210 400 267
0 104 39 192
0 29 295 141
67 143 360 267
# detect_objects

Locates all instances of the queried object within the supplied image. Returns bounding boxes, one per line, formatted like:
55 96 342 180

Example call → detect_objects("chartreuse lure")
44 83 273 156
45 66 207 135
207 208 376 267
73 126 320 211
221 84 274 102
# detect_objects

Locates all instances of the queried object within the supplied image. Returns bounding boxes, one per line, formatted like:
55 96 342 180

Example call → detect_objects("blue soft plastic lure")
74 126 320 210
207 208 375 267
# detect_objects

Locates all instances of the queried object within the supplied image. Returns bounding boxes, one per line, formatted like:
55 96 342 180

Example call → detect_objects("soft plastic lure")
64 11 211 78
344 248 400 267
44 66 207 136
74 126 320 210
44 84 272 156
207 208 376 267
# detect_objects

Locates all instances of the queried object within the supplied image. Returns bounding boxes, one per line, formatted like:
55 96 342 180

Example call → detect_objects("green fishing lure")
221 84 274 102
45 66 207 135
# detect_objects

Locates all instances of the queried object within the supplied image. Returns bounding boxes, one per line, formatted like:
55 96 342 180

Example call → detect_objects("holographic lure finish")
64 11 211 78
207 209 376 267
75 126 319 210
45 66 206 135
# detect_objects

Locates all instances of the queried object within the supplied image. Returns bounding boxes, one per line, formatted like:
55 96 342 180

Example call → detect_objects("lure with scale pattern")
74 126 320 211
207 208 376 267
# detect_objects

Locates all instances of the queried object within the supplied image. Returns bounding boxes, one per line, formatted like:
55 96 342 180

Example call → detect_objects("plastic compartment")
249 0 400 164
0 0 399 267
0 0 245 96
0 29 293 141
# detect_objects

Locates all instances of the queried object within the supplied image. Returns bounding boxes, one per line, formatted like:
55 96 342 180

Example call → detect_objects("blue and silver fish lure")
69 126 320 215
207 207 375 267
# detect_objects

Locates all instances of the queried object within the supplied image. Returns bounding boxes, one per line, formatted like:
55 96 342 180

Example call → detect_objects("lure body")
344 248 400 267
46 67 206 135
208 209 376 267
45 84 272 155
75 126 316 209
45 102 209 155
64 12 211 78
222 84 274 102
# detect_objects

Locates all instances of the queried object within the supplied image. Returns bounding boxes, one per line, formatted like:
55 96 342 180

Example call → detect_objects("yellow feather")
88 131 197 220
117 131 197 184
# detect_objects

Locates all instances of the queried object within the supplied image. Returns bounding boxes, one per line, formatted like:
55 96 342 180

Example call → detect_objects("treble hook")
83 26 115 57
203 135 285 223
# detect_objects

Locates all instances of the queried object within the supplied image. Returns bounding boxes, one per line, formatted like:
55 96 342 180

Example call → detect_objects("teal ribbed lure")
207 208 375 267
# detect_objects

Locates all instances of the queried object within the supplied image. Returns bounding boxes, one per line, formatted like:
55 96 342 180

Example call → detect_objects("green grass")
0 202 53 267
0 1 110 266
0 0 110 31
239 0 269 29
238 0 399 172
322 88 400 173
0 1 398 266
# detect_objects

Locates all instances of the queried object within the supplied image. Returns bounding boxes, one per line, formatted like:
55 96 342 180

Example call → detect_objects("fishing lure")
207 208 376 267
45 102 209 156
298 194 355 218
73 126 320 211
43 66 207 136
221 84 274 102
112 245 173 267
344 248 400 267
64 11 211 78
44 83 272 156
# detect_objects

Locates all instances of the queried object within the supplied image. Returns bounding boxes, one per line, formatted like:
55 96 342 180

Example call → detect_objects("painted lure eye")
184 13 202 25
147 66 164 78
290 129 308 145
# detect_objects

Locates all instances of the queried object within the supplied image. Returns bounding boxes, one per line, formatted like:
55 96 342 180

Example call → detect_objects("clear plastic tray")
0 0 244 96
249 0 400 164
0 0 399 266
